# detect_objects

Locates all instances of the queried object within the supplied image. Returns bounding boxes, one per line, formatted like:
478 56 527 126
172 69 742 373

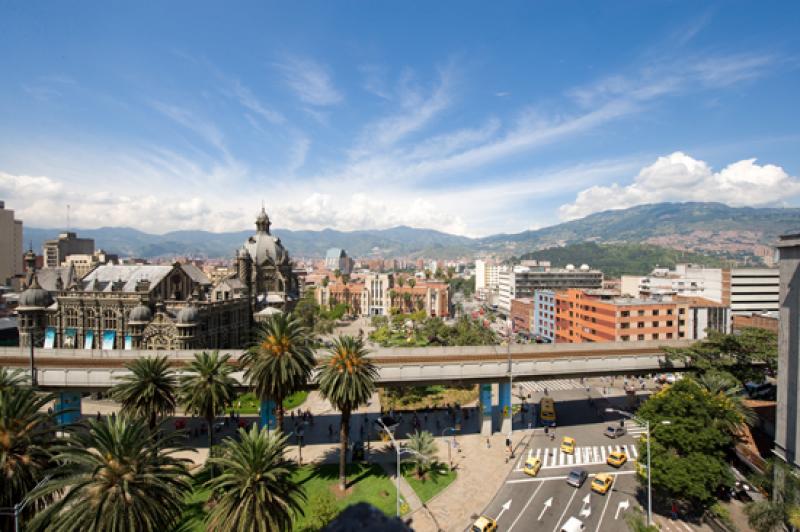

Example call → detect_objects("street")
477 386 709 532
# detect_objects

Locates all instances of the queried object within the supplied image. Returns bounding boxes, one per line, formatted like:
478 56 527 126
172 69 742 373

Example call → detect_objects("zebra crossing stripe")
630 445 638 458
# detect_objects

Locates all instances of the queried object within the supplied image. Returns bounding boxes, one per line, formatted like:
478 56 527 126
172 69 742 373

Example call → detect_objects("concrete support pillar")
499 381 512 435
260 399 277 431
55 391 82 425
479 384 493 436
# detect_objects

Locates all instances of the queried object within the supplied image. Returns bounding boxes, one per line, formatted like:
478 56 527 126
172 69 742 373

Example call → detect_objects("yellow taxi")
523 456 542 477
591 473 614 495
561 436 576 454
471 515 498 532
607 450 627 468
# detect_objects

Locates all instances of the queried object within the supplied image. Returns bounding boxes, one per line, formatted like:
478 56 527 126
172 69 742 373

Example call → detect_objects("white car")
560 517 585 532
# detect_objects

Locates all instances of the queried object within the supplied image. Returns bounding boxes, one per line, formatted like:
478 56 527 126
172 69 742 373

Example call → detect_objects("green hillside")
516 242 729 278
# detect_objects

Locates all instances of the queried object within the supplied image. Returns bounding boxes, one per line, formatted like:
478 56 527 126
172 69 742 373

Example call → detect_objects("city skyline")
1 2 799 237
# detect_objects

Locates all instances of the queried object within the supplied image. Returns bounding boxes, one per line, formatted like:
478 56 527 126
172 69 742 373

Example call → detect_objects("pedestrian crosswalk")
517 444 639 470
518 379 585 393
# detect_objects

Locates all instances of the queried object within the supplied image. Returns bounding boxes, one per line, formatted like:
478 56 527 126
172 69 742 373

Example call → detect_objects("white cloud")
150 101 226 153
275 56 342 106
558 152 800 220
230 80 286 125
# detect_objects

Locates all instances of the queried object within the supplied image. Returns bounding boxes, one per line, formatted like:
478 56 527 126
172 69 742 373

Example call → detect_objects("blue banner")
55 391 82 425
480 384 493 418
102 330 116 350
260 399 277 430
84 330 94 350
43 327 55 349
63 328 77 349
124 335 132 350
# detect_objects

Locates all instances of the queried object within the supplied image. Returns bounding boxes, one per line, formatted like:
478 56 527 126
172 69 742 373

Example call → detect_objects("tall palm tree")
110 356 177 430
27 417 192 532
204 426 305 532
403 292 413 313
0 381 58 529
316 335 378 490
396 276 405 288
178 351 236 453
407 277 416 289
405 430 438 478
698 371 756 431
242 313 315 430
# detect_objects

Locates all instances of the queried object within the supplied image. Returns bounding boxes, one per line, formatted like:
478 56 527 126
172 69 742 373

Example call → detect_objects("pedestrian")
486 437 491 449
96 411 101 421
671 501 678 520
550 431 555 442
544 425 549 436
291 410 295 422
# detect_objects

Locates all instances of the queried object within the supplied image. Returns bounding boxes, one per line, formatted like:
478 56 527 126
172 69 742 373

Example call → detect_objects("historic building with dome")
16 208 297 351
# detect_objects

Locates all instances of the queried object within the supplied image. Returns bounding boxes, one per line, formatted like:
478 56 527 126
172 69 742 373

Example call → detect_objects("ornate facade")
16 208 298 350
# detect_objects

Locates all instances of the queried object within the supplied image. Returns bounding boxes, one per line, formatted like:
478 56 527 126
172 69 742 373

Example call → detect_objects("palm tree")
0 366 27 393
242 313 315 430
204 426 305 532
0 381 58 529
178 351 236 453
27 417 192 532
316 335 378 491
407 277 416 289
698 371 756 432
403 292 413 313
110 355 177 430
745 459 800 532
396 276 405 288
405 430 438 479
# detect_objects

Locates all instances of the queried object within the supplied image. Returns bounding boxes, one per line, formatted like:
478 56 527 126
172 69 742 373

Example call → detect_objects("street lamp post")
0 475 51 532
606 408 668 527
377 418 427 517
441 426 457 468
506 319 513 440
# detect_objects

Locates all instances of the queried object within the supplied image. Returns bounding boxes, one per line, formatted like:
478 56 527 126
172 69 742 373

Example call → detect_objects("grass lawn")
401 463 457 503
379 384 478 410
293 462 398 529
175 462 399 531
227 390 308 415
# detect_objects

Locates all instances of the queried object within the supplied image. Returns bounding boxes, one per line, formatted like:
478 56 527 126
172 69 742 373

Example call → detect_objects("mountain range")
23 202 800 261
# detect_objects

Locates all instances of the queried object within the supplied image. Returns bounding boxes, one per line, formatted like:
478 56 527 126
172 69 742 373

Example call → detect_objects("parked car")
604 426 626 438
566 469 588 488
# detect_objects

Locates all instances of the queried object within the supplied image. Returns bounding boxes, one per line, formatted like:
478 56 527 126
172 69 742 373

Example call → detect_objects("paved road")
476 388 709 532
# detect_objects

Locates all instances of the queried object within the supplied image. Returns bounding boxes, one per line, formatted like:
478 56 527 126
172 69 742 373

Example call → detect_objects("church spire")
255 205 271 234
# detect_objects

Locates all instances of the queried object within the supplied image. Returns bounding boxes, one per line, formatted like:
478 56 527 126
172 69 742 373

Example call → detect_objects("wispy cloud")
150 101 226 152
274 55 342 106
230 80 286 125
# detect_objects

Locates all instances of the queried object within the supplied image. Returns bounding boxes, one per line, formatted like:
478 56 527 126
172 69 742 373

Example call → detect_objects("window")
65 308 78 328
666 321 673 327
637 322 644 328
637 334 645 341
653 333 659 339
653 321 659 327
667 309 673 315
638 310 645 316
621 310 630 317
679 308 685 315
653 309 659 316
666 333 673 339
102 310 117 330
621 322 629 329
621 335 630 341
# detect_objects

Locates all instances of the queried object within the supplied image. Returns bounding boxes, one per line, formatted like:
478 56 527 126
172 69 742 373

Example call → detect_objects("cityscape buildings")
497 262 603 314
43 231 95 268
0 201 23 289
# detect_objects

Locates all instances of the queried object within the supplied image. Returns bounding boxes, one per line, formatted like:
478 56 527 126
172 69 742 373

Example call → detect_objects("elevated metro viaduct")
0 339 689 435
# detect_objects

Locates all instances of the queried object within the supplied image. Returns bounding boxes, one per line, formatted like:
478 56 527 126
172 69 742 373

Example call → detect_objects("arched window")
64 308 78 328
85 309 96 329
103 309 117 330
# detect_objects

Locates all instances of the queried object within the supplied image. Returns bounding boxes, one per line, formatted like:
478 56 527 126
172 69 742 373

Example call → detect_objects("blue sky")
1 1 799 236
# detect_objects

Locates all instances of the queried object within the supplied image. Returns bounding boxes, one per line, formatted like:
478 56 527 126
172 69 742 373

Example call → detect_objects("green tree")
243 313 315 430
637 378 738 511
0 376 57 529
407 277 416 289
625 508 659 532
28 417 192 532
110 356 177 430
396 276 405 288
745 459 800 532
405 430 438 478
664 328 777 385
316 335 378 490
178 351 236 453
204 426 305 532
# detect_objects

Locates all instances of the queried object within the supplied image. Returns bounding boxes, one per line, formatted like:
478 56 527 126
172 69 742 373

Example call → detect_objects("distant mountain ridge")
23 202 800 261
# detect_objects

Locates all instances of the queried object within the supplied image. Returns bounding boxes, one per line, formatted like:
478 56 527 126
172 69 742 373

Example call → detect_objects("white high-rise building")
0 201 23 288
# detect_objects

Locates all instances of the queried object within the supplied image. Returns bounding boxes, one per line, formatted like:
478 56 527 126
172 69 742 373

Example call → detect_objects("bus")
540 397 556 426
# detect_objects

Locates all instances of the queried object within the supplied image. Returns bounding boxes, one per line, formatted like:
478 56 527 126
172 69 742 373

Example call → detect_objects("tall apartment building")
729 267 780 315
555 289 729 344
324 248 354 275
622 263 779 317
497 264 603 314
474 259 505 300
0 201 23 288
533 289 556 343
43 232 95 268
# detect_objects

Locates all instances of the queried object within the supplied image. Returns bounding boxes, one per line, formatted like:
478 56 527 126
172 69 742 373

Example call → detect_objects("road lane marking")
507 470 636 484
552 486 579 532
595 474 616 532
507 480 545 532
